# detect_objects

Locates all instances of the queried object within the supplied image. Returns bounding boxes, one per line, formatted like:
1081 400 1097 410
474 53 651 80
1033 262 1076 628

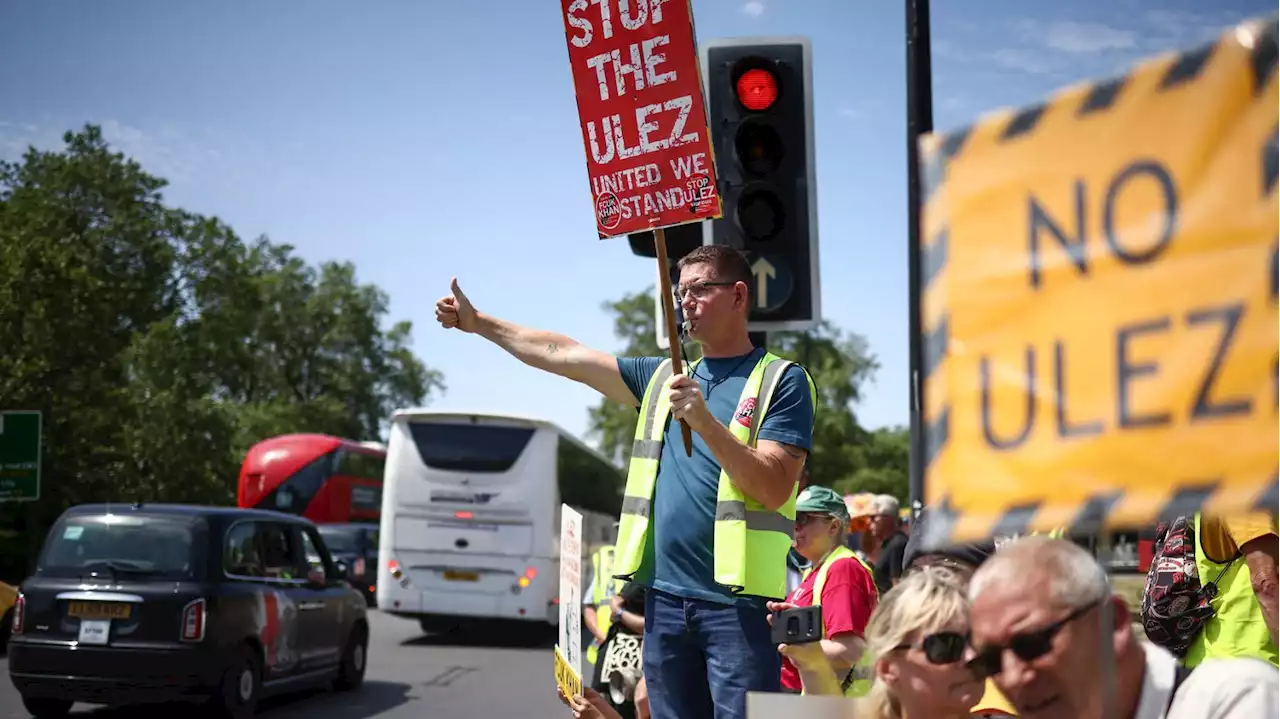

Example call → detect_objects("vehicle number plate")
443 570 479 582
78 619 110 645
67 601 131 620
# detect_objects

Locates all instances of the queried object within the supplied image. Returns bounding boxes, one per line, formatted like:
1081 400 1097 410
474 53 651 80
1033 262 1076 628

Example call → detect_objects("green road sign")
0 410 42 502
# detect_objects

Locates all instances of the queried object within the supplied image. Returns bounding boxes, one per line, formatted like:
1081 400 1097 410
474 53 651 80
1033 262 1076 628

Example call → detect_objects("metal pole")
906 0 933 514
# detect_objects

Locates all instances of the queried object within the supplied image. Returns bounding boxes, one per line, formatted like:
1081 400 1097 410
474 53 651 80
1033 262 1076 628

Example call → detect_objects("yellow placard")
554 644 582 700
919 15 1279 544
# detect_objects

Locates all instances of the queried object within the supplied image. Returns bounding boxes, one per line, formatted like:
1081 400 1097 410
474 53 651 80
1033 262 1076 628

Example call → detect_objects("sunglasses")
795 513 837 527
893 631 968 665
966 602 1097 679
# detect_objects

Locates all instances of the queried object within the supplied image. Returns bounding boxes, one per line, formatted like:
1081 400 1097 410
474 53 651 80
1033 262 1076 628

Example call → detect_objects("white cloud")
837 106 861 119
974 10 1250 83
1140 8 1247 51
0 119 234 183
1041 20 1137 54
985 47 1058 76
932 9 1261 130
0 121 62 159
742 1 764 18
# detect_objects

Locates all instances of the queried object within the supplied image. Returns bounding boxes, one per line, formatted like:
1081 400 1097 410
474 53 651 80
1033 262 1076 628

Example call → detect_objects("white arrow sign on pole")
751 256 777 309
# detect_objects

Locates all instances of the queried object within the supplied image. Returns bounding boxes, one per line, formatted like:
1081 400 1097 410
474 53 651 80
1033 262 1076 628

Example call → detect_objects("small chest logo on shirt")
734 397 756 428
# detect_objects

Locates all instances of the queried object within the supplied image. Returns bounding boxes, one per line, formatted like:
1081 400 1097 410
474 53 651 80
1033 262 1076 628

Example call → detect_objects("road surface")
0 611 568 719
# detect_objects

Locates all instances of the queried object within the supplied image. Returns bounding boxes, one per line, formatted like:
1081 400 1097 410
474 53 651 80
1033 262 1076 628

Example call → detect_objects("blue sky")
0 0 1270 447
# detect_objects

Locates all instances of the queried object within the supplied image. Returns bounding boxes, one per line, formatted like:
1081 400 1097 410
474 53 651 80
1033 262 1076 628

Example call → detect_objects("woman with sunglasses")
900 511 1019 717
853 564 985 718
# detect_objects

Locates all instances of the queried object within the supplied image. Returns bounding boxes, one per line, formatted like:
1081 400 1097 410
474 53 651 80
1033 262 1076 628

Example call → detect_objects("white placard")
558 504 584 679
78 619 110 645
748 691 854 719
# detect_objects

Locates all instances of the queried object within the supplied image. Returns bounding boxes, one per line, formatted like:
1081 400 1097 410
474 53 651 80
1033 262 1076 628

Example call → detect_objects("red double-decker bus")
237 434 386 524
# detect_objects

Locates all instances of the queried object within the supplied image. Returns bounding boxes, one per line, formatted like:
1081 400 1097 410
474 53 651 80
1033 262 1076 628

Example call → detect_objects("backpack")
1140 516 1236 657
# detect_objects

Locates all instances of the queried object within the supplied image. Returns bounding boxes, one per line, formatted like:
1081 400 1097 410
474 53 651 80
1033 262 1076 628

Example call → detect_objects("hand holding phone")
769 603 823 646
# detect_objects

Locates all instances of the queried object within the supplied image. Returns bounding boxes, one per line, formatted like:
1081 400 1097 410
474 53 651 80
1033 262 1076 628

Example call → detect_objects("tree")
765 323 880 487
168 234 444 452
835 426 910 500
586 291 660 466
584 287 908 500
0 125 443 576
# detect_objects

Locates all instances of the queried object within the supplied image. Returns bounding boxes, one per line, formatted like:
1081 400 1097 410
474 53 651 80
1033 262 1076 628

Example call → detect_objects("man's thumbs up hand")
436 276 479 333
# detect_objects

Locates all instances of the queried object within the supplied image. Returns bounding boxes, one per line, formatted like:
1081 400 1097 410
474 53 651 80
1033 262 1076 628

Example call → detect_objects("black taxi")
316 523 379 606
7 504 369 718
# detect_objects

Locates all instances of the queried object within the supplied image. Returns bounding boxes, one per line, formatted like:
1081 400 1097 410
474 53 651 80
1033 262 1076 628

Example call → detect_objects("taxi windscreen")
38 514 201 579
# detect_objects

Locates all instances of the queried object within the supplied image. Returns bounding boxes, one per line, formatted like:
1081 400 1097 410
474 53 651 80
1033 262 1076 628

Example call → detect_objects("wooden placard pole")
653 227 694 457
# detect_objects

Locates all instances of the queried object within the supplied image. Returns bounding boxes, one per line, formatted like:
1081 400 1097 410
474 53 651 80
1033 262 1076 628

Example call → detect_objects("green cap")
795 485 849 520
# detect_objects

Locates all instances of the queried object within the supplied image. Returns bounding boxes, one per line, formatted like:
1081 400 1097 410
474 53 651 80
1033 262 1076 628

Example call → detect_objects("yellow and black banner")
919 14 1279 546
554 643 582 700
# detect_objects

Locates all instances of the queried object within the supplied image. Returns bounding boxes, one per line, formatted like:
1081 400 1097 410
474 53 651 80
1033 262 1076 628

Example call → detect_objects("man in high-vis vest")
435 245 815 719
1183 512 1278 668
770 485 878 697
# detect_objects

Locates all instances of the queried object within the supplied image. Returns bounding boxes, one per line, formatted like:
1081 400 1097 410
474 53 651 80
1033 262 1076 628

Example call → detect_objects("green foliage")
584 287 909 501
834 426 911 497
557 437 625 517
0 125 443 576
586 290 662 467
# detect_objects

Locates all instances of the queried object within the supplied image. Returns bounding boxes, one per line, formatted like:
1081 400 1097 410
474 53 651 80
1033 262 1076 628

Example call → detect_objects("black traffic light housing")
626 223 704 260
702 37 820 331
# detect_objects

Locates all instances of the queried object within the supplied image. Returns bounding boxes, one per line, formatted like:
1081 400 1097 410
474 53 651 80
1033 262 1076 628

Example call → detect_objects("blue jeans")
642 589 781 719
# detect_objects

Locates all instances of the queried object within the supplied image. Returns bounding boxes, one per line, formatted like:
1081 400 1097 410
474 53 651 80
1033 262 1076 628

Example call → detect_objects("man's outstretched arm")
437 278 637 407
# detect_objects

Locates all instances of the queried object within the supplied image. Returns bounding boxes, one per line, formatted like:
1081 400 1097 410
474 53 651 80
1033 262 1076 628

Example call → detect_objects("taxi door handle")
299 601 326 611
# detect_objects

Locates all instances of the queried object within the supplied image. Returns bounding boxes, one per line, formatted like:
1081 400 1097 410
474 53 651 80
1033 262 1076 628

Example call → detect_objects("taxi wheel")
0 608 11 652
334 624 368 691
212 645 261 719
20 696 72 717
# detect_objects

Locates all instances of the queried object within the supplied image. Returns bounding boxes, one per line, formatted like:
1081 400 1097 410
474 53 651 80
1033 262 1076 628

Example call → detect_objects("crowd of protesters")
436 246 1278 719
566 511 1278 719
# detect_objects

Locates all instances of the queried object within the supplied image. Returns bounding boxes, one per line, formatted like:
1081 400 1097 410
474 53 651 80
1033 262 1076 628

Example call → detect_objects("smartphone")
770 604 823 645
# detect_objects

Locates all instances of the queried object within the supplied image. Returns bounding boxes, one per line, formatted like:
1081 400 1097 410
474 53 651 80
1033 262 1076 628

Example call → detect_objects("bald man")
967 537 1277 719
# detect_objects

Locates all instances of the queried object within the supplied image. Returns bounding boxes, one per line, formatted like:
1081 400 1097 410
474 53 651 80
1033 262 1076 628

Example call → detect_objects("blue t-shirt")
617 349 815 606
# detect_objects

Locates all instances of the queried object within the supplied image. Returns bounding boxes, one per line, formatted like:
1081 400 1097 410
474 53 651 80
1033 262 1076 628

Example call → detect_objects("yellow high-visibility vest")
1184 513 1278 668
586 547 618 665
802 545 878 697
611 352 816 599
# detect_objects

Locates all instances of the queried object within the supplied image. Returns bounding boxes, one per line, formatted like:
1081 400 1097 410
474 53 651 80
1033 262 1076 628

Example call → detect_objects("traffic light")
701 38 820 332
625 223 703 260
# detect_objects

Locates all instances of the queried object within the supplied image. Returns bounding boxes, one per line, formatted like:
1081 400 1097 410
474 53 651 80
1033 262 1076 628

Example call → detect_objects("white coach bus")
377 409 622 634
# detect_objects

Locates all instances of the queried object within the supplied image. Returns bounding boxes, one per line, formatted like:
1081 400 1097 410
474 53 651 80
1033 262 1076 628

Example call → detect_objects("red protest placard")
560 0 722 239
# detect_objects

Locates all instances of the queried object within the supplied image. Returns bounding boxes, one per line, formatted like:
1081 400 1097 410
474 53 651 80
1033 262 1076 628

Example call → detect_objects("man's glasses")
673 281 735 301
893 631 968 665
966 602 1098 678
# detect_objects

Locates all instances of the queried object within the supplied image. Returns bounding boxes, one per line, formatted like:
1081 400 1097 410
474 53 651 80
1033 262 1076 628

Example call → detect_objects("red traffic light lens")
736 69 778 111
